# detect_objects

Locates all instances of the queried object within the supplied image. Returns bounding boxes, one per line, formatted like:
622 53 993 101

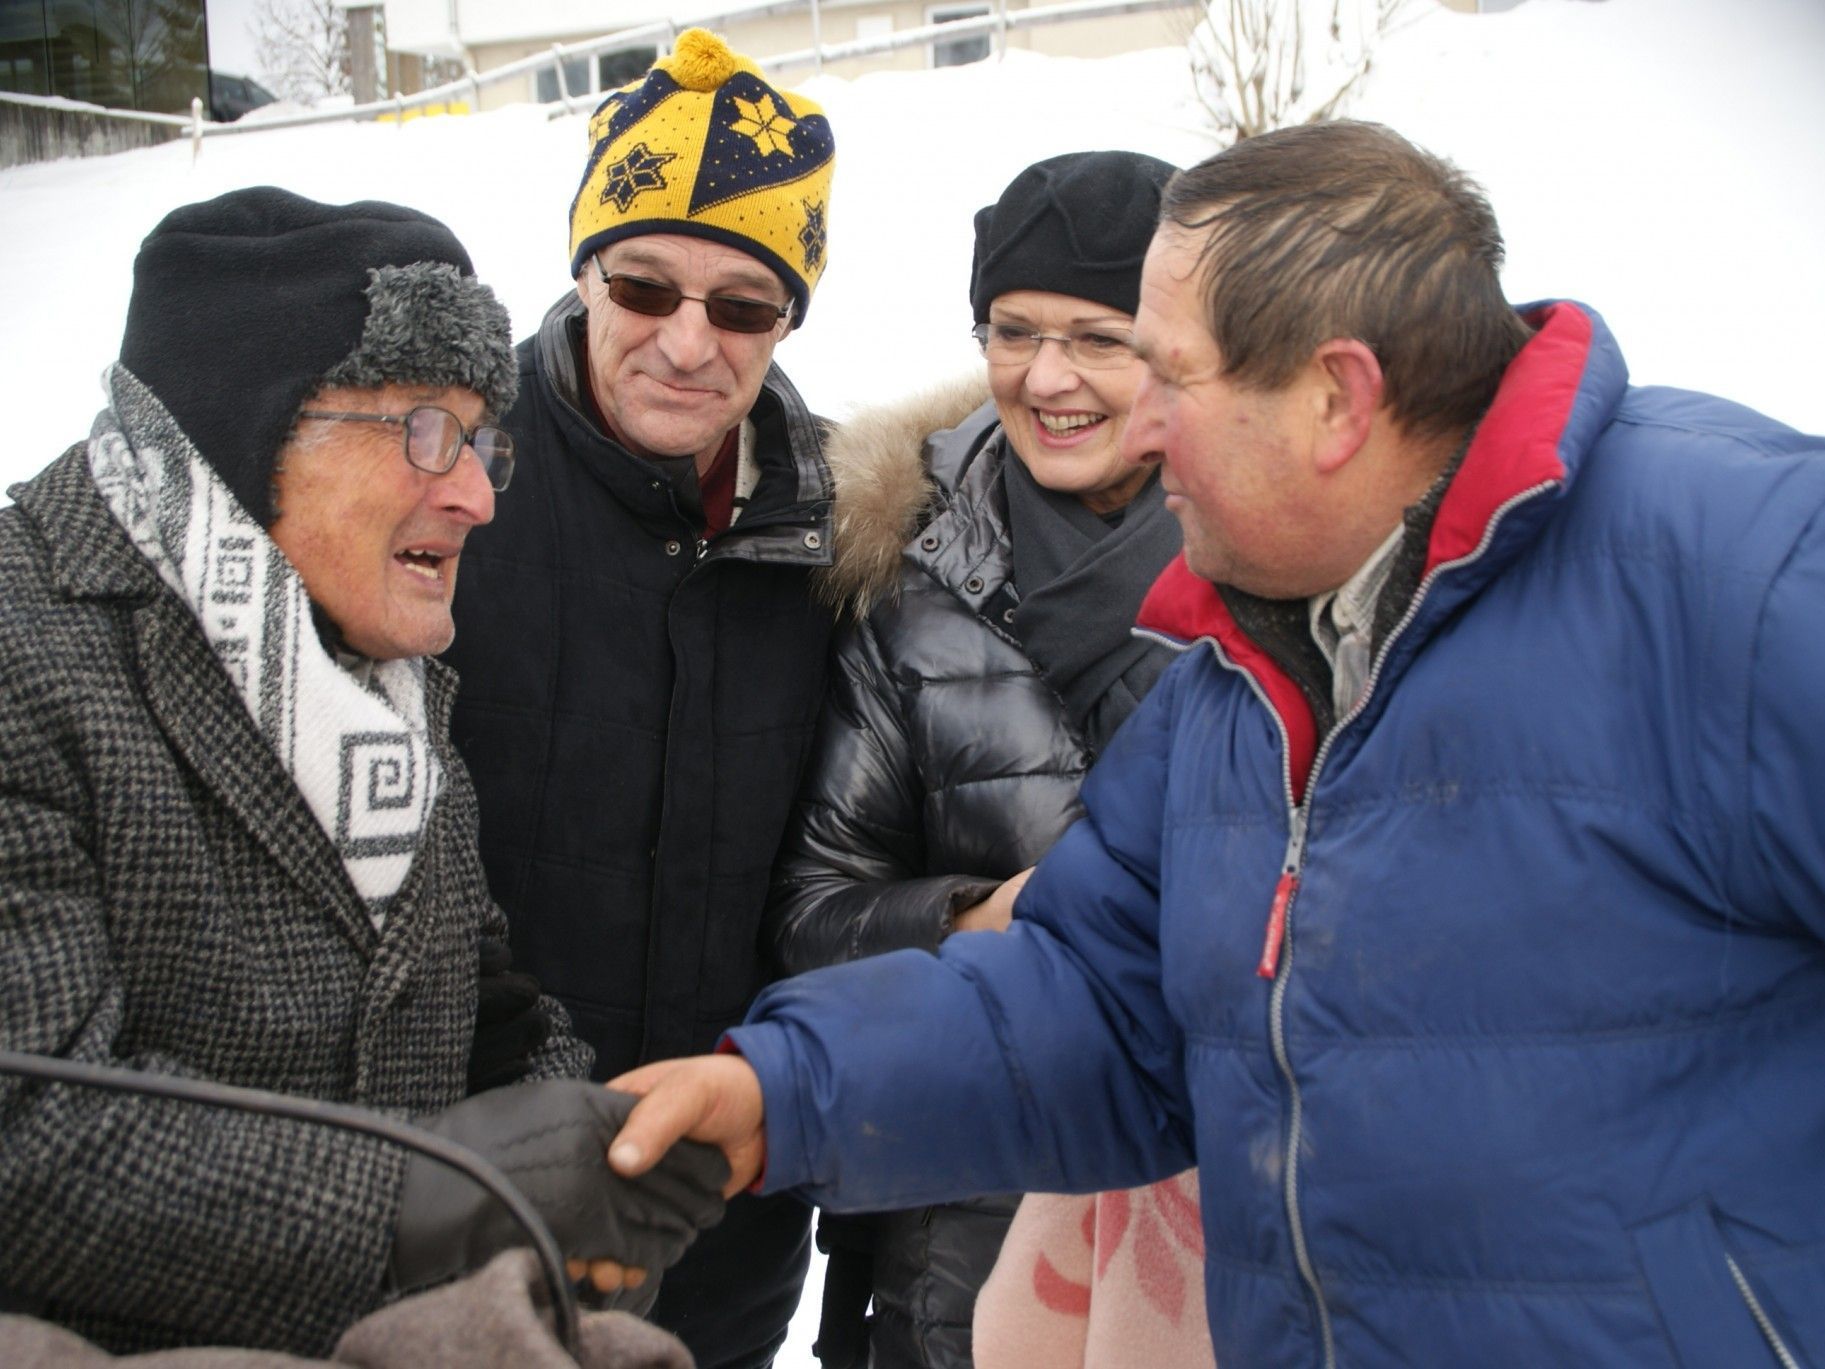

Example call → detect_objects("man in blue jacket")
605 121 1825 1368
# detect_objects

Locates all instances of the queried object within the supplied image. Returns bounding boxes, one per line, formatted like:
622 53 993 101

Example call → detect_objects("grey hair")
322 262 518 417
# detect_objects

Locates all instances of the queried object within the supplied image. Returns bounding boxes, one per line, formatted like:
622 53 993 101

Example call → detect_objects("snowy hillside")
2 0 1822 499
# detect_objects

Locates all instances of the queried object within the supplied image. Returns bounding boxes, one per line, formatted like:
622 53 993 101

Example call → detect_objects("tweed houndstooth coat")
0 448 593 1356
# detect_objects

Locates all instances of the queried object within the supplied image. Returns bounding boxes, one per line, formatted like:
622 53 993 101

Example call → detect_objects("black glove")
467 936 551 1094
389 1080 730 1293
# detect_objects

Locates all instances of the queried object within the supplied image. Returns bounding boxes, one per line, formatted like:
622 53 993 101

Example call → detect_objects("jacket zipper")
1193 477 1563 1368
1725 1253 1804 1369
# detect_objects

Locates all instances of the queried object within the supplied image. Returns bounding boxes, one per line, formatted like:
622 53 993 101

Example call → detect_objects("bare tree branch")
1182 0 1421 144
250 0 351 103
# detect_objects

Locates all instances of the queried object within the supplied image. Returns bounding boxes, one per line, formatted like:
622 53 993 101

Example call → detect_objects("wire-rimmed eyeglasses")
297 406 515 491
593 256 791 335
972 321 1138 370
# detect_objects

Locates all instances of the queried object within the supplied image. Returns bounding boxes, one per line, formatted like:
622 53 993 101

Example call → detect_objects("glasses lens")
702 295 786 334
1068 330 1137 370
977 323 1040 364
607 275 684 318
471 427 515 491
404 407 462 474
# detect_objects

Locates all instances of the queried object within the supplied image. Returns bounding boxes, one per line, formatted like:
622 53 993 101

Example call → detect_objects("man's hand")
607 1054 769 1198
950 867 1034 935
390 1081 728 1295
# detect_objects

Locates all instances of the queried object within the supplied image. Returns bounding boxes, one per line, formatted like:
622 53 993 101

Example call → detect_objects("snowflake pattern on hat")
601 142 677 212
689 71 834 215
799 199 827 272
730 93 797 156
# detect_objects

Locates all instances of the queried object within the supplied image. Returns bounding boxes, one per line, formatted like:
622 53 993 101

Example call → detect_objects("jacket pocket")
1632 1200 1807 1368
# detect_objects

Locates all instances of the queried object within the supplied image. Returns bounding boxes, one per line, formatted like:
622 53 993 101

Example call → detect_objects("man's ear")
1310 339 1382 475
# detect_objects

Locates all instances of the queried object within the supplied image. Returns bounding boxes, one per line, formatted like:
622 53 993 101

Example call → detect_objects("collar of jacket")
531 290 834 566
905 402 1023 639
14 444 166 604
814 376 994 618
1136 300 1620 803
12 446 462 946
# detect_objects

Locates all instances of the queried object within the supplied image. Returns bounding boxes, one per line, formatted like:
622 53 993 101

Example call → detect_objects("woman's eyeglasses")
593 258 791 335
972 321 1138 370
296 407 516 491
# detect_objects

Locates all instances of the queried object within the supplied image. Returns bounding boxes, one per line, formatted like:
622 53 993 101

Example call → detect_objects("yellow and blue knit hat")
568 29 836 327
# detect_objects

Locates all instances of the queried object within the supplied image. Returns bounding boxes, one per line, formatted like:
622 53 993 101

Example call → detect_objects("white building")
378 0 1201 108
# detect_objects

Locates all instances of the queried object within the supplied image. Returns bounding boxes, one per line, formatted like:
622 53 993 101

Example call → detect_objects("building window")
929 4 991 68
534 44 656 105
0 0 208 113
536 54 590 104
598 45 656 92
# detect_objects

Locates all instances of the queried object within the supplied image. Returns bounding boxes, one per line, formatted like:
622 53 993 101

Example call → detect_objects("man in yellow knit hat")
444 31 840 1368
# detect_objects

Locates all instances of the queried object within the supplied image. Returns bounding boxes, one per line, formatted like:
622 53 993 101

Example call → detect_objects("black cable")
0 1049 582 1362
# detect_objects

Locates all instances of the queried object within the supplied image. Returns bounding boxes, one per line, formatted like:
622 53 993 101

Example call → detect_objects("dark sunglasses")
593 258 790 335
296 406 515 491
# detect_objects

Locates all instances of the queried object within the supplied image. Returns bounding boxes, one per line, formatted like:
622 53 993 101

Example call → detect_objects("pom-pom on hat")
118 187 517 527
568 29 836 327
969 150 1178 323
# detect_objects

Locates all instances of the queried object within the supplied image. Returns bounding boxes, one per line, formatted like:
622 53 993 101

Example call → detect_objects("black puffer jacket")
445 291 839 1080
770 387 1088 972
768 384 1177 1368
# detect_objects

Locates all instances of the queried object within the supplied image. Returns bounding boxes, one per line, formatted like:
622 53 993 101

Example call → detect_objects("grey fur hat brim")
324 263 517 420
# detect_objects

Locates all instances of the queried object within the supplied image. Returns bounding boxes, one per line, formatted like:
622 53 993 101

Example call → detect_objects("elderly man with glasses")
0 187 729 1358
442 31 851 1369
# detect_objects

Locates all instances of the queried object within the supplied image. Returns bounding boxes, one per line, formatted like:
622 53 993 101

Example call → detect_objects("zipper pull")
1259 808 1309 980
695 537 710 561
1258 872 1297 979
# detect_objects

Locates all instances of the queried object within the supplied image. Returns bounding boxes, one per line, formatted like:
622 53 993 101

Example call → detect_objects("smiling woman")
765 149 1214 1369
977 290 1148 515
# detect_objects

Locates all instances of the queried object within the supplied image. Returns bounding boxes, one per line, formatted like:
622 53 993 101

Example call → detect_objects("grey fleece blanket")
0 1250 691 1368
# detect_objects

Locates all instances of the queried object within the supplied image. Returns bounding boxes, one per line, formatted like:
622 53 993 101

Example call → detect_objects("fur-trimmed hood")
817 375 990 617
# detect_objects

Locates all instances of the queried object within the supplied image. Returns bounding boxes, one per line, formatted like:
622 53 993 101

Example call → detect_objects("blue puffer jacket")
730 302 1825 1367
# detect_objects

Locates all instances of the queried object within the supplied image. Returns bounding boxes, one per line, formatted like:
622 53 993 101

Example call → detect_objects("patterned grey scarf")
86 365 440 928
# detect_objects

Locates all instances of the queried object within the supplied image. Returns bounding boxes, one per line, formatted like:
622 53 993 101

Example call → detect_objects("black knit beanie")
969 150 1178 323
118 187 518 527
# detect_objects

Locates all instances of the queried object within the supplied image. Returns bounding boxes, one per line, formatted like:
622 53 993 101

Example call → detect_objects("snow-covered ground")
2 0 1821 1360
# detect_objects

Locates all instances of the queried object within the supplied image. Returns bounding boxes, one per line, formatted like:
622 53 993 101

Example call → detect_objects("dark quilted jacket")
443 293 840 1080
0 449 591 1357
768 393 1090 972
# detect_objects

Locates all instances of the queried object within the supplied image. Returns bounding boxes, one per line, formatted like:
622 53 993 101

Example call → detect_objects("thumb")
604 1064 697 1177
606 1056 768 1196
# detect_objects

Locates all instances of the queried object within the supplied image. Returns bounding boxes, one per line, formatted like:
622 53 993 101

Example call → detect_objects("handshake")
390 1079 731 1295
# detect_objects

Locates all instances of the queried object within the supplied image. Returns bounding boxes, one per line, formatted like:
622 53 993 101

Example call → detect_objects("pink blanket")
973 1171 1215 1369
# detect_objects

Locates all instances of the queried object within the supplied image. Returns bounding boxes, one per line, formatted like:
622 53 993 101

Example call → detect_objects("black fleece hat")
118 187 517 527
969 150 1178 323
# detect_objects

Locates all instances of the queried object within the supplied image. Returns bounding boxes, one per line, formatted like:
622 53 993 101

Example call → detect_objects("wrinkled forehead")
1137 228 1216 329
